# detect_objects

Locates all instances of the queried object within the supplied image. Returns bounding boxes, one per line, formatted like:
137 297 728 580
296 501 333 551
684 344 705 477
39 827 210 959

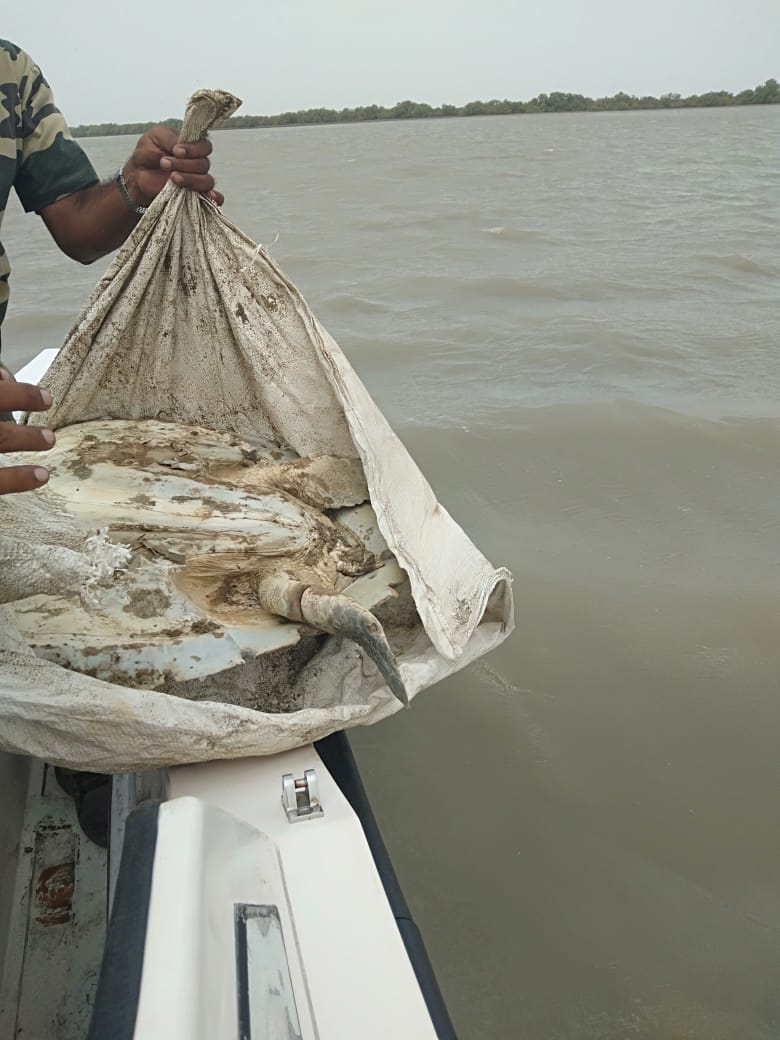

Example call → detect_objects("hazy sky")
4 1 779 124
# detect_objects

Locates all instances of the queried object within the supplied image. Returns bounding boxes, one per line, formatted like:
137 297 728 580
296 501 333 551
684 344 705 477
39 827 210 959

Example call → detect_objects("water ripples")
2 107 780 1040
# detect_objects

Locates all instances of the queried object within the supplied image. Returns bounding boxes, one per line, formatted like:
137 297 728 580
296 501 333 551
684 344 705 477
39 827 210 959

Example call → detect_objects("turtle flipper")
256 573 408 708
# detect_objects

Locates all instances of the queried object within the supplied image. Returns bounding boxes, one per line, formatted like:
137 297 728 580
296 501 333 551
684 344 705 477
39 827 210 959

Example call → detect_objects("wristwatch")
115 168 148 216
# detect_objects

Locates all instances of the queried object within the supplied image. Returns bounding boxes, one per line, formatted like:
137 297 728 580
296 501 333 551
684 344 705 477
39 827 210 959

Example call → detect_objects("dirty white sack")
0 90 513 771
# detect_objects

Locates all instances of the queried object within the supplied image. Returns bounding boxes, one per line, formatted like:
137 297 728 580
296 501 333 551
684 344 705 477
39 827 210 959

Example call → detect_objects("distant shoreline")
71 79 779 139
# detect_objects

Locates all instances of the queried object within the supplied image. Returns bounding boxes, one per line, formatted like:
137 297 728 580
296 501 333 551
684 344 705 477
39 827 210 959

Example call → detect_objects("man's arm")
40 127 224 264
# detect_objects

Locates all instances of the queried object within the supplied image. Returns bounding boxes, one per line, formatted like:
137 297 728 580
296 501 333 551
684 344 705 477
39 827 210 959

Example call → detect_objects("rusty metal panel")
0 764 107 1039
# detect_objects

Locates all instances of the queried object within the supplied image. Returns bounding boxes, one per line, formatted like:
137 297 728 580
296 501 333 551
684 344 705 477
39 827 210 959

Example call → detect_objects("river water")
3 107 780 1039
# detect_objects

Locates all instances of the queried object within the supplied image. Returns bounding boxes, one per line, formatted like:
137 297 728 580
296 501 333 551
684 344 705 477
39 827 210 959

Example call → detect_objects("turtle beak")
256 575 409 708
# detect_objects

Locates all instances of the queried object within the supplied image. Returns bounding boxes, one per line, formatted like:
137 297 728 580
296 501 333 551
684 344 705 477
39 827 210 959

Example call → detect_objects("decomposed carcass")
10 418 411 710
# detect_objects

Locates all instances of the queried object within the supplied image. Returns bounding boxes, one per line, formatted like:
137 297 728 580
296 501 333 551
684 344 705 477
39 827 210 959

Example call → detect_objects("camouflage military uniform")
0 38 97 342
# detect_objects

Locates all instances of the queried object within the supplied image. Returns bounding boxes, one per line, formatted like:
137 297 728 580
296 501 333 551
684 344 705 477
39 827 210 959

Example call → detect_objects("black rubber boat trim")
315 730 459 1040
87 800 160 1040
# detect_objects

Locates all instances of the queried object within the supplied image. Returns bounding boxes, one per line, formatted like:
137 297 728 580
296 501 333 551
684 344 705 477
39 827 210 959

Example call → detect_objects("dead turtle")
11 419 409 707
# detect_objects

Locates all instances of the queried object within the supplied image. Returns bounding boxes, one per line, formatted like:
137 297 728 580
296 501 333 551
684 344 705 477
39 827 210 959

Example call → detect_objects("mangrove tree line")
71 78 780 138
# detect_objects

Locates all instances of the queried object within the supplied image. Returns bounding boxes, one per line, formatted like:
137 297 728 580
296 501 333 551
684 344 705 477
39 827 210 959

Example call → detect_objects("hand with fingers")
121 127 223 210
0 372 54 496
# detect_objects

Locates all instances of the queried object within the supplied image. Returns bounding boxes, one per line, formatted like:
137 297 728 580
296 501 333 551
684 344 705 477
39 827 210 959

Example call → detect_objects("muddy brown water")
2 106 779 1038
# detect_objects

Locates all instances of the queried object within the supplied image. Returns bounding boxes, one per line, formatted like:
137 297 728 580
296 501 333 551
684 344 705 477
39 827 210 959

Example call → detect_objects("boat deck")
0 760 107 1040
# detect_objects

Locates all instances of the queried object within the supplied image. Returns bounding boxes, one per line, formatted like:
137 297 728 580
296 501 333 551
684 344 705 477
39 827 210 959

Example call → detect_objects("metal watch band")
115 169 148 215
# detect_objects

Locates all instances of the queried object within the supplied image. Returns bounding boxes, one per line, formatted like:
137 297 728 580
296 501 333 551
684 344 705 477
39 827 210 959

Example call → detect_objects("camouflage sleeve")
10 44 98 213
